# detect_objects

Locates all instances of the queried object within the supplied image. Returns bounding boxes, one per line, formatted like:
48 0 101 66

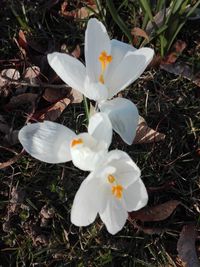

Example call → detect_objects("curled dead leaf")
177 224 200 267
33 97 70 121
60 1 97 19
23 66 40 84
130 200 181 222
128 219 166 235
43 87 82 104
1 68 20 82
146 8 170 35
133 116 165 144
161 40 187 65
131 27 149 45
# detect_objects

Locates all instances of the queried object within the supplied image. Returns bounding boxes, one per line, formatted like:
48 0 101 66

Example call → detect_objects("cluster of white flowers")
18 19 154 234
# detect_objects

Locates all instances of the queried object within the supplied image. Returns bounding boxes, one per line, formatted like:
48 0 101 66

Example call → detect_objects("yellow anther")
108 174 115 184
71 138 83 148
112 184 123 199
99 74 105 84
98 51 112 84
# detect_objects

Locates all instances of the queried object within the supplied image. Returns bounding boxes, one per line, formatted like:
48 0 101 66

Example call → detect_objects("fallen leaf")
133 116 165 144
161 61 200 88
177 224 200 267
23 66 40 83
43 88 82 103
131 27 149 45
71 44 81 58
5 93 38 110
1 68 20 81
60 1 97 19
0 121 10 134
33 97 70 121
128 219 166 235
4 130 19 146
161 40 187 65
18 30 46 54
146 8 170 35
129 200 181 222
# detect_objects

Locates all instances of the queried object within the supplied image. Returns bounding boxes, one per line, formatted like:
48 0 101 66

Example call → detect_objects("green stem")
83 96 89 125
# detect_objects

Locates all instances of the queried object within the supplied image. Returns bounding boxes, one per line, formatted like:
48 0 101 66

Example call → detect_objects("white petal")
47 52 86 95
18 121 76 163
105 39 136 85
71 172 100 226
99 197 127 235
107 47 154 98
85 18 111 83
88 112 112 148
103 150 141 188
99 98 139 145
70 133 108 171
84 77 108 101
124 178 148 212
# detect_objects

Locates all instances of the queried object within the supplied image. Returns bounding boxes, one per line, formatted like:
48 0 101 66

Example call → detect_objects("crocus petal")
71 172 101 226
99 197 128 235
124 178 148 212
70 133 107 171
105 39 136 84
99 98 139 145
85 18 111 83
103 150 141 188
88 112 112 148
107 47 154 98
84 77 108 101
47 52 86 95
18 121 76 163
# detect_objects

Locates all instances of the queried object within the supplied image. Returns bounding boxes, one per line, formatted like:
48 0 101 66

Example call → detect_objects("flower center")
112 185 123 199
71 138 83 148
98 51 112 84
107 174 123 199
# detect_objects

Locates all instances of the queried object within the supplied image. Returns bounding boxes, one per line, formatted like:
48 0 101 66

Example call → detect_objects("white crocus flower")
71 149 148 235
18 112 112 171
47 18 154 145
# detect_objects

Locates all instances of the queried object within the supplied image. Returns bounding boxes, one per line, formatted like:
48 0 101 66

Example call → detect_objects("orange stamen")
98 51 112 84
112 184 123 199
71 138 83 148
108 174 115 184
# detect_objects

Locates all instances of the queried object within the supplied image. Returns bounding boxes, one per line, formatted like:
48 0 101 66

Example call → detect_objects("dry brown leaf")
161 40 187 65
6 93 38 110
131 27 149 45
1 68 20 81
60 1 97 19
129 219 166 235
177 224 200 267
71 44 81 58
160 61 200 88
146 8 170 35
33 97 70 121
0 121 10 134
43 87 83 103
133 116 165 144
129 200 181 222
23 66 40 83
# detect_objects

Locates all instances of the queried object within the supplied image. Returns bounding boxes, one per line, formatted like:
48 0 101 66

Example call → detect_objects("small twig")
3 78 71 89
0 150 24 169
